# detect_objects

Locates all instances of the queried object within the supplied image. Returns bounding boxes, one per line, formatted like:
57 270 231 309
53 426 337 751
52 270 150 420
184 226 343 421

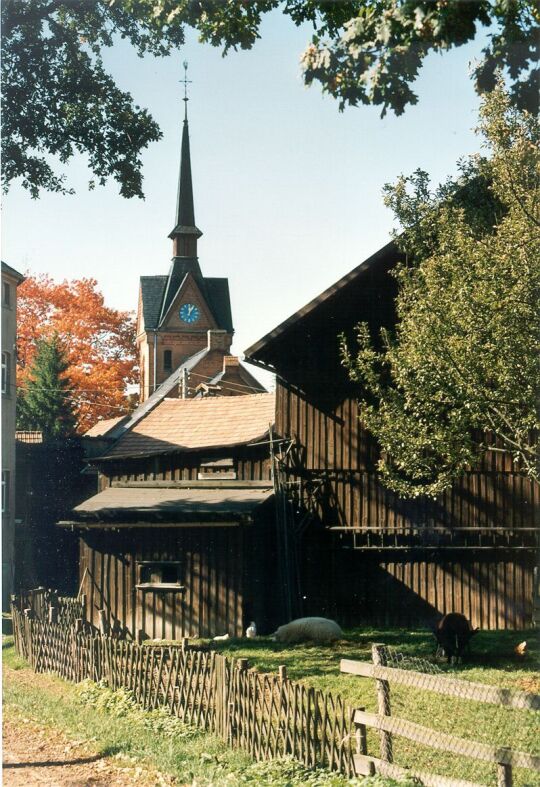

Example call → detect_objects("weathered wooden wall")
100 448 272 487
277 383 538 629
80 526 251 639
80 447 276 640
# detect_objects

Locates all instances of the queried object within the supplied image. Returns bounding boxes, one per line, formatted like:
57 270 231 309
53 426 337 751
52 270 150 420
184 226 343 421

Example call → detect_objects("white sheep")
272 617 343 644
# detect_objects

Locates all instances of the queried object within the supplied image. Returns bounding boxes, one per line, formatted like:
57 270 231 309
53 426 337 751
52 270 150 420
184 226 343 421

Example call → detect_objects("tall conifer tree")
18 335 76 440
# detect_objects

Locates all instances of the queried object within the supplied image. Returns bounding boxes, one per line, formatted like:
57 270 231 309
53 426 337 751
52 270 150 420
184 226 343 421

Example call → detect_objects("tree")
17 335 76 439
2 2 538 199
17 274 138 433
341 83 540 497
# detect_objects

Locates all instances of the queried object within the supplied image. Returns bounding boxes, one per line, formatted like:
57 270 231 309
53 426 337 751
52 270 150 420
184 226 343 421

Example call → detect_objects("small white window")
1 351 10 394
2 470 10 513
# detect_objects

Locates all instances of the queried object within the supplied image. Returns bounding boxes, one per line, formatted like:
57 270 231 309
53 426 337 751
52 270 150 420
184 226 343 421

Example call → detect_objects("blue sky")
2 10 488 386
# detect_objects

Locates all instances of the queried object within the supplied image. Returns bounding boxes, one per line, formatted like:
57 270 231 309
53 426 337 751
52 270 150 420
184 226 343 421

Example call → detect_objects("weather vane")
182 60 191 119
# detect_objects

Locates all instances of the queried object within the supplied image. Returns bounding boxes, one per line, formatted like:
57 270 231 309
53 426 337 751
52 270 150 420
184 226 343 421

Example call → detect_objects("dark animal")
434 613 479 662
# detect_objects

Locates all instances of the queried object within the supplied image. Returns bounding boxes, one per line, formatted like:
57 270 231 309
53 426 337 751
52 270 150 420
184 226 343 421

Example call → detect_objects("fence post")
372 643 393 763
48 605 58 624
355 705 368 756
497 749 513 787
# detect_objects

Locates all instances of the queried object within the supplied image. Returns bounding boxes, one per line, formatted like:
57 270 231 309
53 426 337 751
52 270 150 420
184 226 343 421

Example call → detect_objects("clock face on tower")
179 303 200 324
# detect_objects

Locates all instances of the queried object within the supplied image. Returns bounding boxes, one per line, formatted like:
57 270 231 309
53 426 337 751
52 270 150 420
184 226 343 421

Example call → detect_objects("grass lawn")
202 626 540 786
2 637 407 787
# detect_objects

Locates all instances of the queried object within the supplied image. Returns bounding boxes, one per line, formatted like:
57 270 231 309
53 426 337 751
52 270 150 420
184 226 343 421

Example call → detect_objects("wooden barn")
244 241 539 630
60 393 278 640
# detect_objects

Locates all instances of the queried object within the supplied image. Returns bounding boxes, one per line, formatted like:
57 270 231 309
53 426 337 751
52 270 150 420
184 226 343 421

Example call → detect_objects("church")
136 80 264 403
66 83 278 641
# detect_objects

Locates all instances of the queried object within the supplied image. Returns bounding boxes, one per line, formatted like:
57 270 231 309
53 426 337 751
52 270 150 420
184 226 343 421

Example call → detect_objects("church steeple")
169 62 202 257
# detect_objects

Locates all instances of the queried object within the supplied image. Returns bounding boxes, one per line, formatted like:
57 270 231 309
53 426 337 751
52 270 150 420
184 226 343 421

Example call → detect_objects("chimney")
207 330 231 352
223 355 240 371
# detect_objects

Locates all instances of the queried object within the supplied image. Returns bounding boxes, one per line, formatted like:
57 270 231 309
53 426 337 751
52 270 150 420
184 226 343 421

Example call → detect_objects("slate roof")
205 278 233 334
140 270 233 333
103 392 275 459
140 276 168 330
1 261 25 282
68 485 273 524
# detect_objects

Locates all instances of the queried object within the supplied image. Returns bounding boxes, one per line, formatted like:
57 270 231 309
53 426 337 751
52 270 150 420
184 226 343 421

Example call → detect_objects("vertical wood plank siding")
80 526 246 639
276 382 537 630
79 447 272 640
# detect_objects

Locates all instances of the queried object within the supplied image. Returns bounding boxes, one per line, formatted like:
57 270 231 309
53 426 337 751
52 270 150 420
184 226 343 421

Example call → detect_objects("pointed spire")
169 61 202 255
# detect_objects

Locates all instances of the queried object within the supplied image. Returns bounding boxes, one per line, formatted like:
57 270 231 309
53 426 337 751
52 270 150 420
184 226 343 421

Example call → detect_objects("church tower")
136 64 237 402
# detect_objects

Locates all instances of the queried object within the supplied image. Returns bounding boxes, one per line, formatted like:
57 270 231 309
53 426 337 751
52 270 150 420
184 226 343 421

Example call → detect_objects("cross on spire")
182 60 191 121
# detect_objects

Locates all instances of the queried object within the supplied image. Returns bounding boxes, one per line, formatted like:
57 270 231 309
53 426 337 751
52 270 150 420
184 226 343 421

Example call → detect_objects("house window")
2 470 10 513
163 349 172 372
3 282 11 307
1 351 10 394
136 561 184 591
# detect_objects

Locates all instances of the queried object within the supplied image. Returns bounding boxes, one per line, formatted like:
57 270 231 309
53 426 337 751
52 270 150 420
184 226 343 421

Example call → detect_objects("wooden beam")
110 480 272 489
352 710 540 770
354 755 483 787
57 521 244 529
341 660 540 712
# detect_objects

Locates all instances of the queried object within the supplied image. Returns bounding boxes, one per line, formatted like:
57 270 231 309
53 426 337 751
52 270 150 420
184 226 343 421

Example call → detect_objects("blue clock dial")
179 303 200 324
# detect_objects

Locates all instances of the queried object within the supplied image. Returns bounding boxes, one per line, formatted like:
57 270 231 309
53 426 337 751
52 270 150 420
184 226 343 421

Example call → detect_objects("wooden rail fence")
341 644 540 787
11 597 539 786
11 604 355 776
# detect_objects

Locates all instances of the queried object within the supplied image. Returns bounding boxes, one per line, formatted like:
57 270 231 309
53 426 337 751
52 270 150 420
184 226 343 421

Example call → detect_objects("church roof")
169 116 202 239
140 272 233 333
140 275 167 329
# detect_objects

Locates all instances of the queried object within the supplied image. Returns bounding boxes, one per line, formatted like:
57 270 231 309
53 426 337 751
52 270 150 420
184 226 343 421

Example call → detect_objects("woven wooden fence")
11 604 355 776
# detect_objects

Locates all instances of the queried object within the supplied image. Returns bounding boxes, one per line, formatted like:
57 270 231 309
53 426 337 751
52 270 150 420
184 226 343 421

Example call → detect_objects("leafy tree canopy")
17 274 138 433
2 1 538 199
341 83 540 497
17 335 77 440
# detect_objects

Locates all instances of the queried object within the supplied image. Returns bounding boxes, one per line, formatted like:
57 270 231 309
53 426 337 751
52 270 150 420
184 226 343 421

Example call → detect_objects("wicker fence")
10 596 539 786
11 603 355 776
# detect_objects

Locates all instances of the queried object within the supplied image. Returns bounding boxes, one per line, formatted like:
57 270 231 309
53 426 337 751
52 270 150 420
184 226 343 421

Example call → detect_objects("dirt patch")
2 717 175 786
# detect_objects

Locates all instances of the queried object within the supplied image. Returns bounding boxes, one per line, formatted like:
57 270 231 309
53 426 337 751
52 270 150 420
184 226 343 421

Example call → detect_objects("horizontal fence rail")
10 598 539 787
342 645 540 787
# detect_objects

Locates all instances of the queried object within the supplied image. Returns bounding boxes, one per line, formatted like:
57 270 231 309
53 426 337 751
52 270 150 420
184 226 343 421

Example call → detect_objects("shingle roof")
244 240 398 365
103 392 275 459
69 485 273 523
84 416 128 437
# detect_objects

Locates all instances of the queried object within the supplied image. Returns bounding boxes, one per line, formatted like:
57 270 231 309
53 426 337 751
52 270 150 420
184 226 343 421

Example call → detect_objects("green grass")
2 637 405 787
205 627 540 786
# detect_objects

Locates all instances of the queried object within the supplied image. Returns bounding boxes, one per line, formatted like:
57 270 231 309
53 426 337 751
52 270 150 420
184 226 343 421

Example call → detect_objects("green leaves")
1 0 184 198
17 334 77 440
343 83 540 496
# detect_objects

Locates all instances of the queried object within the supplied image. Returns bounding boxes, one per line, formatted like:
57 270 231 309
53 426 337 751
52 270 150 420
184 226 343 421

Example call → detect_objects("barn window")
136 561 184 591
198 458 236 480
1 352 10 394
163 349 172 372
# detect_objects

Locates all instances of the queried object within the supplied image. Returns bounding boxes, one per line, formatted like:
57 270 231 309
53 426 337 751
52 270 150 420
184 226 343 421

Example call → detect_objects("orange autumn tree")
17 274 138 433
